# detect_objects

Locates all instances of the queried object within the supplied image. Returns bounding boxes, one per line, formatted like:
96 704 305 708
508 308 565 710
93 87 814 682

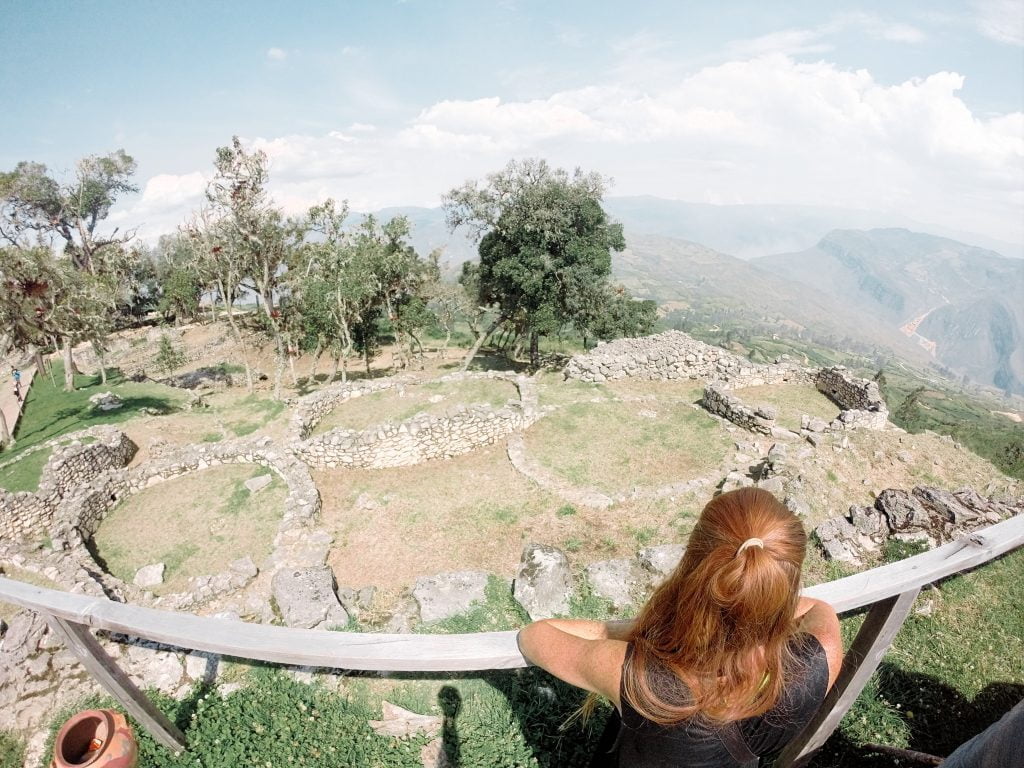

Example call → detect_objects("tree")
204 137 306 400
151 233 205 324
443 158 626 368
1 151 141 387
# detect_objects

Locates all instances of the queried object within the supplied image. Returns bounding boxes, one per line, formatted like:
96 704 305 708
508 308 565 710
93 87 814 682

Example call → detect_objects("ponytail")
623 487 807 724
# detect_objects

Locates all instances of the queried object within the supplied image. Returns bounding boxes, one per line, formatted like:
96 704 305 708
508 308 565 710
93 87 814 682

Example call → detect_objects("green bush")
0 731 24 768
155 334 186 374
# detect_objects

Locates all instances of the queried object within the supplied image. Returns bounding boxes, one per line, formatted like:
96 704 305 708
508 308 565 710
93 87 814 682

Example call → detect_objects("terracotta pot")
51 709 138 768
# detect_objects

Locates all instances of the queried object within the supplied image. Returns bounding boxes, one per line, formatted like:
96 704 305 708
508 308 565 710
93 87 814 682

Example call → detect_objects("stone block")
513 544 573 620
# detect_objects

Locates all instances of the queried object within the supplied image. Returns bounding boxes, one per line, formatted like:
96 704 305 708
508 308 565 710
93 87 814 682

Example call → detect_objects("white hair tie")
736 538 764 556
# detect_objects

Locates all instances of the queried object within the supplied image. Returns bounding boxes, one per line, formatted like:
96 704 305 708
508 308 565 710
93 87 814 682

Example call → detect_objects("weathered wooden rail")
2 512 1022 765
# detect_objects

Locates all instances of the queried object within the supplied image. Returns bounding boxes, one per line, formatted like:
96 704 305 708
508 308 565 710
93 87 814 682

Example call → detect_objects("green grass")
0 445 52 492
526 388 732 494
0 731 24 768
1 361 182 463
417 575 529 635
878 366 1024 481
808 548 1024 766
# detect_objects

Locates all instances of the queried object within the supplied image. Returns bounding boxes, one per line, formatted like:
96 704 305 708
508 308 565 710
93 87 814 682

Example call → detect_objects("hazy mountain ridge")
756 229 1024 393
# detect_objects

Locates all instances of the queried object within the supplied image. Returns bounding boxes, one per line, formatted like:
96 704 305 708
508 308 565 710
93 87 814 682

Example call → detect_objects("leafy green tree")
152 233 205 324
443 158 626 368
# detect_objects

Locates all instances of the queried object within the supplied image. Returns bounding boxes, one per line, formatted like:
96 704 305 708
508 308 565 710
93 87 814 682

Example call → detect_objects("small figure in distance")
517 487 843 767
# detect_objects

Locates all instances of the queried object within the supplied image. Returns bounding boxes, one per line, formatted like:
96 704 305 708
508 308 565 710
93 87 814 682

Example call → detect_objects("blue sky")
2 0 1022 244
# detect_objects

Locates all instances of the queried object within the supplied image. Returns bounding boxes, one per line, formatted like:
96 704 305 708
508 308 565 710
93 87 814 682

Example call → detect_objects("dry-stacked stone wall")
0 427 137 541
291 371 541 470
814 367 889 430
564 330 808 386
701 385 777 434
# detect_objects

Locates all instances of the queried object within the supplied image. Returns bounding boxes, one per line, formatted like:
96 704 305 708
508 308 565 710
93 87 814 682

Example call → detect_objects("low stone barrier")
564 330 808 386
814 367 889 430
291 371 542 470
0 427 137 542
701 384 777 435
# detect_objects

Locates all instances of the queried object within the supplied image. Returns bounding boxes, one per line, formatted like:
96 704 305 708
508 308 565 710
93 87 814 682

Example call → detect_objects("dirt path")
0 366 33 441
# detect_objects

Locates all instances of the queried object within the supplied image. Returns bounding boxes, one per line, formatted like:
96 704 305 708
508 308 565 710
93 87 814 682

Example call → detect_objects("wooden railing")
2 512 1022 765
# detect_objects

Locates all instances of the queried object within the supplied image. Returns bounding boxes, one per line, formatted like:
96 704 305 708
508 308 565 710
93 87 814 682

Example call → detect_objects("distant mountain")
612 233 925 359
602 197 1024 261
755 229 1024 393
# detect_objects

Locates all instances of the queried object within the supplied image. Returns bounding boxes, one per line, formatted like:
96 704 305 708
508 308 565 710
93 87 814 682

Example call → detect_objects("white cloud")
871 22 927 43
267 47 288 61
973 0 1024 45
114 54 1024 246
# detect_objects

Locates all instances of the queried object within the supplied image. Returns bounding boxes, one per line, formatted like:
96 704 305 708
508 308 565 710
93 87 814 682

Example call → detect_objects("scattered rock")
244 474 273 494
228 556 258 579
88 392 123 411
637 544 685 582
270 566 349 630
585 559 643 610
369 701 442 739
513 544 573 620
412 571 490 625
784 496 810 518
133 563 165 588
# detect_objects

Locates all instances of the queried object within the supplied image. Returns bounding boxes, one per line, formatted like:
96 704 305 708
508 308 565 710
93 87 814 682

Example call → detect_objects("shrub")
154 334 186 374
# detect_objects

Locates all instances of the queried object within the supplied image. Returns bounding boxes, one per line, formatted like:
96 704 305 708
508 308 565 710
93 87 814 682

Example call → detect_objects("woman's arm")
796 597 843 689
517 620 627 707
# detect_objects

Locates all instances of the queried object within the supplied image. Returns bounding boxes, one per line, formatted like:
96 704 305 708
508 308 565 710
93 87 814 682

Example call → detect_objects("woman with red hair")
517 487 843 767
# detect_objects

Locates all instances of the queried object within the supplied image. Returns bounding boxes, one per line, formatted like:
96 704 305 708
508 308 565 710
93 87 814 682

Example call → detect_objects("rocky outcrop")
814 486 1021 565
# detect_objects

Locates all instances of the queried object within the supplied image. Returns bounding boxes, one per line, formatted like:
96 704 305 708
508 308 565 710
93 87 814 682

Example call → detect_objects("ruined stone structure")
0 427 137 541
564 330 807 386
291 371 542 470
701 385 779 435
814 366 889 430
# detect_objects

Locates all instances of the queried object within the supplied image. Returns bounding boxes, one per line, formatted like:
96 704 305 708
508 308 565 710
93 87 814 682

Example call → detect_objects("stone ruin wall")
291 371 542 470
701 385 778 435
563 330 808 386
0 427 137 542
814 366 889 430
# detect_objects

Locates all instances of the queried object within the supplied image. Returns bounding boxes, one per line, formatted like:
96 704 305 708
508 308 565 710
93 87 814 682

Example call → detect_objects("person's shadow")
439 684 462 766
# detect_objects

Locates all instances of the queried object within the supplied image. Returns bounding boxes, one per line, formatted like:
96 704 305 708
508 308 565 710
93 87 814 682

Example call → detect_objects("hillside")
756 229 1024 393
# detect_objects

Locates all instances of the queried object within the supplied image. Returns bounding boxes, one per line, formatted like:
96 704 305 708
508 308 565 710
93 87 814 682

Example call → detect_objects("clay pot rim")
53 708 116 768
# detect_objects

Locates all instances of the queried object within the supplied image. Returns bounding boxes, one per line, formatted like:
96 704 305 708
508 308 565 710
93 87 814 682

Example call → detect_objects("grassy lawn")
0 446 52 492
525 386 732 495
312 378 518 435
3 361 184 460
731 383 841 431
92 465 285 595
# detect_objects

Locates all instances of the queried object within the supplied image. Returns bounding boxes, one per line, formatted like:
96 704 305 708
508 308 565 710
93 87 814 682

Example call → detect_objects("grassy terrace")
311 378 519 435
526 382 732 495
29 548 1022 768
92 465 285 595
1 361 184 461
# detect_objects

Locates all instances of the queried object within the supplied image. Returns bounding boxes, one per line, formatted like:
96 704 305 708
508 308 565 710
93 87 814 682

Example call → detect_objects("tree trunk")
222 297 253 393
460 317 503 373
309 339 324 381
34 349 47 377
330 353 341 381
529 331 540 369
62 340 76 391
0 408 12 448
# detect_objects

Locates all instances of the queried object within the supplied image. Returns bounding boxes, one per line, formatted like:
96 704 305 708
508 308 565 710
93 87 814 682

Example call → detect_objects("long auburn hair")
622 487 807 724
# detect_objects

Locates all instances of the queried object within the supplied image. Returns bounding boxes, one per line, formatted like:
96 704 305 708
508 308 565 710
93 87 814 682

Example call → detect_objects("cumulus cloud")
115 53 1024 246
267 47 288 61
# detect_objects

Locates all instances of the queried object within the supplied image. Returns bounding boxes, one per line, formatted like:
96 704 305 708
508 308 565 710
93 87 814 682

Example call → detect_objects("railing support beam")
46 617 187 753
776 586 922 767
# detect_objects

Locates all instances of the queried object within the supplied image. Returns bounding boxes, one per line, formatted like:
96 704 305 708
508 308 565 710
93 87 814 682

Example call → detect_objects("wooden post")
46 617 187 753
776 587 922 767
